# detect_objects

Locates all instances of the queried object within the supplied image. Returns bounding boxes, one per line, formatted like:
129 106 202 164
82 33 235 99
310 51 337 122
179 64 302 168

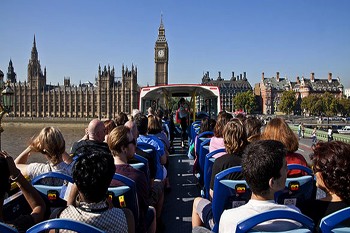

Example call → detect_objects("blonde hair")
30 127 66 165
261 117 299 152
223 119 248 155
107 126 130 154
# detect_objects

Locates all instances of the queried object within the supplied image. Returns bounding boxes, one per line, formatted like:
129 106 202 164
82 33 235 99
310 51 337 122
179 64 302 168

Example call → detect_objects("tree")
232 91 257 114
322 92 337 116
279 90 296 115
301 94 322 116
338 98 350 116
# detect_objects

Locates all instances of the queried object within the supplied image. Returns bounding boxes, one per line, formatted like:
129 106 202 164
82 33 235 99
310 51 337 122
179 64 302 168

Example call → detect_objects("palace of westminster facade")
0 18 345 117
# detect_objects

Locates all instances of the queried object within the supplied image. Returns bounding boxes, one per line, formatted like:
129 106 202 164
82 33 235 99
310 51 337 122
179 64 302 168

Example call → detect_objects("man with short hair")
219 140 301 233
70 119 111 157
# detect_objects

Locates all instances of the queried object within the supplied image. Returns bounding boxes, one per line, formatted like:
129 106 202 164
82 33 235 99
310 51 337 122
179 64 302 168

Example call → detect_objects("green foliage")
279 90 296 115
232 91 257 114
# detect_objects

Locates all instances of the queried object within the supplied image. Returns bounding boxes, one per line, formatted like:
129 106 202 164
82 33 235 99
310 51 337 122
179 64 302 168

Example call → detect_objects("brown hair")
107 125 130 154
261 117 298 152
223 119 248 155
312 141 350 203
245 116 262 142
115 112 128 126
214 112 233 137
147 115 162 134
104 119 116 135
30 127 66 165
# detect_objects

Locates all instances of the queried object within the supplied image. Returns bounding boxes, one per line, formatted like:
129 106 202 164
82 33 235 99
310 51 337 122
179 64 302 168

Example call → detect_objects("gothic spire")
157 14 166 43
31 34 38 61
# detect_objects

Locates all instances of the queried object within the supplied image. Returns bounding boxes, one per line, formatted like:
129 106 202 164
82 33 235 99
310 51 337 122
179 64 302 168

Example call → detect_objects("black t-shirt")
210 153 243 190
299 200 350 231
70 140 111 157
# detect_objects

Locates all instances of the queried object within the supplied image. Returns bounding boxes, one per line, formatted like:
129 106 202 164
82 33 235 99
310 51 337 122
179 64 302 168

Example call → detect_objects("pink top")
209 136 226 158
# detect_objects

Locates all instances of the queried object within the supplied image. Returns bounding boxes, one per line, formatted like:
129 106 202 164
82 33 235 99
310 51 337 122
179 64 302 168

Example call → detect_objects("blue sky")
1 0 349 88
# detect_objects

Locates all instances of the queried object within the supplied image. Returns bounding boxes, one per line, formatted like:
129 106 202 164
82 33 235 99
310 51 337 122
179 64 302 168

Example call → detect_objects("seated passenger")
115 112 129 126
15 127 73 185
108 125 156 233
219 140 301 233
192 119 248 230
70 119 111 157
299 141 350 230
103 119 116 143
261 118 308 177
54 149 135 233
244 116 262 142
209 111 233 158
0 152 46 233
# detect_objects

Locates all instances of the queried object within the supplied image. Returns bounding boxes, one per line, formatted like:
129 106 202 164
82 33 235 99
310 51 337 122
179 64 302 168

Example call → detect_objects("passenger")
178 98 189 148
299 141 350 230
192 119 247 230
219 140 302 233
55 150 135 233
116 112 129 126
244 116 262 142
108 126 156 233
261 118 308 177
148 107 155 117
0 152 46 233
156 109 170 142
15 127 73 185
208 111 233 158
134 113 166 231
103 119 116 143
70 119 111 158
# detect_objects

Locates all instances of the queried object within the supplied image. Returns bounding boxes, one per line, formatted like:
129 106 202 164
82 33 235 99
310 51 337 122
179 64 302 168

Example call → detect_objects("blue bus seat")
275 164 316 206
319 206 350 233
26 218 105 233
236 209 314 233
131 154 151 184
195 131 214 158
197 138 211 185
212 166 251 233
31 172 74 208
136 142 157 179
203 148 226 199
0 222 19 233
109 173 139 227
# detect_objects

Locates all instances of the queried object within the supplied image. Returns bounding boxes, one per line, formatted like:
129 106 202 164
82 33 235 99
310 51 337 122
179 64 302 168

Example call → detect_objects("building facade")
201 71 252 112
257 72 344 115
154 17 169 86
2 36 139 119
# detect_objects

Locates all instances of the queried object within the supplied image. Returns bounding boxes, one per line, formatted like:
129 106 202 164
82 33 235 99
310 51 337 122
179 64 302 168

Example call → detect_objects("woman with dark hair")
261 117 308 177
299 141 350 229
244 116 262 142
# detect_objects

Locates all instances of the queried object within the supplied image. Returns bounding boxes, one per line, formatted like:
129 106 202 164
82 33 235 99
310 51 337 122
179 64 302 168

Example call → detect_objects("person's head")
132 109 140 118
244 116 262 142
115 112 129 126
223 119 248 155
30 127 66 165
104 120 116 136
148 115 162 134
147 107 155 116
261 117 299 152
108 126 136 160
72 150 115 203
312 141 350 203
156 109 164 119
125 120 139 139
242 140 287 197
200 118 216 133
0 157 10 199
214 111 233 137
87 119 106 142
134 113 148 135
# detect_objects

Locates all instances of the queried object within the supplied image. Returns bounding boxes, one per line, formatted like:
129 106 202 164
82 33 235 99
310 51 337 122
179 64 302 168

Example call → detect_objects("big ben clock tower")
155 16 169 86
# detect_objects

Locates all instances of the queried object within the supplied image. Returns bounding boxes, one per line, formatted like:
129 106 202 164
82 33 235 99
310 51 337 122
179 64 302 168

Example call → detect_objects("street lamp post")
0 80 14 150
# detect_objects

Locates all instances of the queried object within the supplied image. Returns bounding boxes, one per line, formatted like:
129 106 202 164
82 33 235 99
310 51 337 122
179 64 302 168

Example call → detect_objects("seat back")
203 148 226 199
108 173 139 226
236 210 314 233
197 138 211 185
212 166 251 233
26 218 105 233
31 172 74 208
0 222 19 233
319 206 350 233
275 164 316 206
195 131 214 158
136 142 157 179
131 154 151 184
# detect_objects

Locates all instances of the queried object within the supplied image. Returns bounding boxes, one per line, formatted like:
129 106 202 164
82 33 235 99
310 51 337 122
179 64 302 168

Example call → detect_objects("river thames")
1 120 88 163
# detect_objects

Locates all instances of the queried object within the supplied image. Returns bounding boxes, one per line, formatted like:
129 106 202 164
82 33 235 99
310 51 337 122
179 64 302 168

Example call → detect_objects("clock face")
158 49 165 58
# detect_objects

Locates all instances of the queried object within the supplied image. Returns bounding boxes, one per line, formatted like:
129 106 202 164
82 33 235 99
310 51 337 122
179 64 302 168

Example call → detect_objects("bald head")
125 120 139 140
88 119 106 142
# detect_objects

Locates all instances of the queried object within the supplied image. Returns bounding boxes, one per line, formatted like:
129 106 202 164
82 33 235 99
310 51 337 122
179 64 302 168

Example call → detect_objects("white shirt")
219 199 301 233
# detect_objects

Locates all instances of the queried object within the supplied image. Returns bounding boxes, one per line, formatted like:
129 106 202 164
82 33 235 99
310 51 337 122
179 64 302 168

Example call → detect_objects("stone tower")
7 59 17 83
154 15 169 86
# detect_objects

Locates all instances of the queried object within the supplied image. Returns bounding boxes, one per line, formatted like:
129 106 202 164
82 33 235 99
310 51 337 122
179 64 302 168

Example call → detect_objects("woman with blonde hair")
15 127 73 185
261 117 308 177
